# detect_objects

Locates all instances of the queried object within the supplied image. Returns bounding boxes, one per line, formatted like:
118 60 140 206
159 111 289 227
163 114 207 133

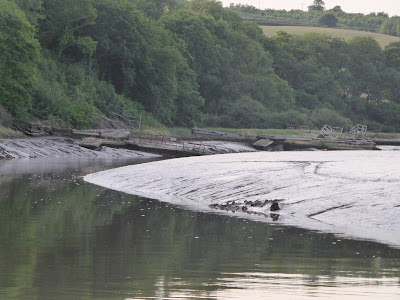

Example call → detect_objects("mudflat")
85 151 400 248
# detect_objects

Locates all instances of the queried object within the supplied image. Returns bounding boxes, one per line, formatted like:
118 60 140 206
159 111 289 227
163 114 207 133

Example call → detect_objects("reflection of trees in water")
0 173 399 298
0 172 136 298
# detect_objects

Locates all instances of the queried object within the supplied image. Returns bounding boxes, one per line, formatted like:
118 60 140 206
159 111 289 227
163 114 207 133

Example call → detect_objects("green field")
149 127 400 140
261 26 400 48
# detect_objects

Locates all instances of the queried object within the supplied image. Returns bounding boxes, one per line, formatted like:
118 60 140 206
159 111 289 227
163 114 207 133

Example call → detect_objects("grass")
0 126 24 139
372 132 400 139
138 126 194 138
139 126 400 140
141 127 320 138
204 127 318 137
261 26 400 48
208 128 400 139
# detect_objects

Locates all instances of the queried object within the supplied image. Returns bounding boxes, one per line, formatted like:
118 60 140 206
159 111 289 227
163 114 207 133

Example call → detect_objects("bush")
199 114 220 127
366 101 400 131
218 96 268 128
0 104 13 127
308 108 353 130
32 59 95 128
261 110 308 129
32 58 157 129
318 14 338 27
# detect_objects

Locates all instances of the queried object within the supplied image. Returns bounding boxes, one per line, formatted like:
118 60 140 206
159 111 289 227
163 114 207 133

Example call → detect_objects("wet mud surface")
0 137 160 159
84 151 400 248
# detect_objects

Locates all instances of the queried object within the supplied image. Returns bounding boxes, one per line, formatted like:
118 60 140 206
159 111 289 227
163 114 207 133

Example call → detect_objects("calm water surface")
0 157 399 299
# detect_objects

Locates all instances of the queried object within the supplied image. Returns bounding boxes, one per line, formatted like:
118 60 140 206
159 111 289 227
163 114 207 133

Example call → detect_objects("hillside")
261 26 400 48
2 0 400 133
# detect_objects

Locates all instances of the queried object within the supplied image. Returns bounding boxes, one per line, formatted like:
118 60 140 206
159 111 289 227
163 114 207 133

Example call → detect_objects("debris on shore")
3 125 400 161
209 199 283 220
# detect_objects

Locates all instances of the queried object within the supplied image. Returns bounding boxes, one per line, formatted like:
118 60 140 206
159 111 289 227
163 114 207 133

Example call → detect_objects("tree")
384 42 400 70
162 1 295 118
380 17 400 36
0 0 40 125
86 0 204 125
220 96 267 128
14 0 44 27
130 0 185 19
347 37 385 102
319 14 338 27
382 42 400 103
270 32 344 110
39 0 97 58
331 6 342 13
308 0 325 12
377 12 389 18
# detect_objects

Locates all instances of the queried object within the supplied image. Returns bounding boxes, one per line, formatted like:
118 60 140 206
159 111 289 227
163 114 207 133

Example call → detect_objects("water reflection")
0 158 399 299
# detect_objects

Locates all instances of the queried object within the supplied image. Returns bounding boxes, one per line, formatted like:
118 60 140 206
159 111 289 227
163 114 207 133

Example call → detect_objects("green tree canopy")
2 0 400 131
380 16 400 36
308 0 325 12
318 13 338 27
162 0 295 117
0 0 40 125
14 0 44 27
39 0 97 58
86 0 203 125
347 36 385 102
331 6 342 13
130 0 185 19
384 42 400 70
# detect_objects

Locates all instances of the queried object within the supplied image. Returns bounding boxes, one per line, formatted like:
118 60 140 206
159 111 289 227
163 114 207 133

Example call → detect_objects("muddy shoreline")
1 127 399 160
0 136 161 159
84 151 400 248
2 132 400 248
0 135 257 160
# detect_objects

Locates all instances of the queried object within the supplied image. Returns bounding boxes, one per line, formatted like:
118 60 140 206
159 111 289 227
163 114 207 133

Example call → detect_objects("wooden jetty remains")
125 132 218 156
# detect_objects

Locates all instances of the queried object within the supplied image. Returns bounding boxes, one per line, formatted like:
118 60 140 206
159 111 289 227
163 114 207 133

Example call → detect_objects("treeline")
231 4 389 32
232 3 400 39
1 0 400 131
380 17 400 37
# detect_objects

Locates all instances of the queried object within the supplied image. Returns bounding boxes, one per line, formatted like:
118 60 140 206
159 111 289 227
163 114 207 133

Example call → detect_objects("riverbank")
2 126 400 160
0 137 161 159
0 135 256 160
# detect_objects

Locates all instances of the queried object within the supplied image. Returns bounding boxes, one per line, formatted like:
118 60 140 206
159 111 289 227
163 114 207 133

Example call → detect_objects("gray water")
0 156 400 299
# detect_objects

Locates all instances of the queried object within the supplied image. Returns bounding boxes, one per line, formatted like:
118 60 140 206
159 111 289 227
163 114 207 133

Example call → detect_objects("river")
1 153 400 299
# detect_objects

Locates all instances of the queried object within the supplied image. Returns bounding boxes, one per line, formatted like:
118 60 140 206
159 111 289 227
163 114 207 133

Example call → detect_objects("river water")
1 154 400 299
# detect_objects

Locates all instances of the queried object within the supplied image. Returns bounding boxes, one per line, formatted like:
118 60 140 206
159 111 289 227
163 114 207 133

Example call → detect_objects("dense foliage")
318 14 338 27
308 0 325 12
1 0 400 131
380 17 400 37
0 0 39 127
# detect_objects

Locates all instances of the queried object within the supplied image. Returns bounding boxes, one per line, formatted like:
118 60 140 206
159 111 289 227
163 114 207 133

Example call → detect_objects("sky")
220 0 400 16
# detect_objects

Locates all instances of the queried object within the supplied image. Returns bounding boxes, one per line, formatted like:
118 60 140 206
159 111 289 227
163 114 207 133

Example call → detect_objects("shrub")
0 104 13 127
308 108 353 130
219 96 268 128
318 14 338 27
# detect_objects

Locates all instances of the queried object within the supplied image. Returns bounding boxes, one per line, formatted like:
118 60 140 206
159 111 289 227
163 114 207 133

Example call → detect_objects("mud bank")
0 137 160 159
84 151 400 248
